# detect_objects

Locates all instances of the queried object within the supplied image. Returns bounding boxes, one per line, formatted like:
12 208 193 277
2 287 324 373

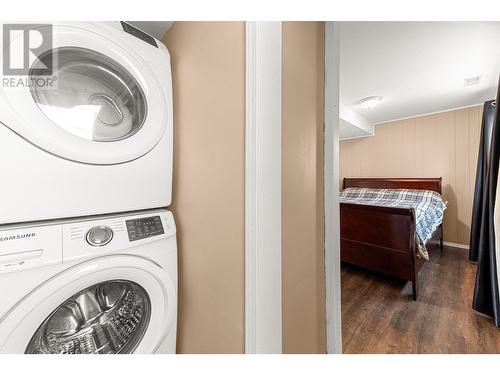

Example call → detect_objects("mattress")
339 187 448 259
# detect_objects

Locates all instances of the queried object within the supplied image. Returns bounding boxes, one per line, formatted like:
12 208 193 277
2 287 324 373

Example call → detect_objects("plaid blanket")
339 187 448 260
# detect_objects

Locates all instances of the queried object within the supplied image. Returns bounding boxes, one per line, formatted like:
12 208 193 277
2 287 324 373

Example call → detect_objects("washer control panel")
126 216 164 242
62 210 175 263
86 226 114 247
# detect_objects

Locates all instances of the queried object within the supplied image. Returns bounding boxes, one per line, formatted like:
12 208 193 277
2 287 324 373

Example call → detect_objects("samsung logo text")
0 233 36 243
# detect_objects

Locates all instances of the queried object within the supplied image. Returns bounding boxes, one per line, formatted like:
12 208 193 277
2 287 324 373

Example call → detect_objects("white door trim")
324 21 343 354
245 21 282 354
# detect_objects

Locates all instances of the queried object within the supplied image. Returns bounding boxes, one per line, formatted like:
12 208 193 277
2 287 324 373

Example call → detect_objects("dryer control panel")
121 22 158 48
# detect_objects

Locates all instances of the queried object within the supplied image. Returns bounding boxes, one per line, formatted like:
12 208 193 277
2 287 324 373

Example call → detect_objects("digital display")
126 216 164 241
121 22 158 48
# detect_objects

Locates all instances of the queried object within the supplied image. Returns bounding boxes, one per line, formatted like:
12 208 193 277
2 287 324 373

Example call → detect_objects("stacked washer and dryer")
0 22 177 354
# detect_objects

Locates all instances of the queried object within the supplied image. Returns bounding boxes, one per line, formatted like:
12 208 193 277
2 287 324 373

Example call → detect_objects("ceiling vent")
464 75 481 87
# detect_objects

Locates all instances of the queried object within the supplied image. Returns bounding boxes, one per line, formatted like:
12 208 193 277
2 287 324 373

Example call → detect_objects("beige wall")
162 22 245 354
340 105 483 246
282 21 326 354
163 21 327 354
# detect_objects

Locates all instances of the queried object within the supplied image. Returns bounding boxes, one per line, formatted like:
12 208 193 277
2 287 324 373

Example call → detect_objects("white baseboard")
429 239 469 250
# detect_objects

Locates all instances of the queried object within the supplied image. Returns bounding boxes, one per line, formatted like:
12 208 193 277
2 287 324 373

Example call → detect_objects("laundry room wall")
162 22 246 354
281 21 326 354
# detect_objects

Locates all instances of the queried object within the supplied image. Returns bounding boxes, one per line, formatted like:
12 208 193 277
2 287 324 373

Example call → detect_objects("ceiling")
127 21 174 40
340 22 500 124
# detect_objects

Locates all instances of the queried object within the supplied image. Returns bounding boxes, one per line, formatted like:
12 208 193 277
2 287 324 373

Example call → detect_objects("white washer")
0 22 173 223
0 209 177 354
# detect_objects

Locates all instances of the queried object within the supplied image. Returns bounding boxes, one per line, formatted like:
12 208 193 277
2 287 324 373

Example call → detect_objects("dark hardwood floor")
341 244 500 353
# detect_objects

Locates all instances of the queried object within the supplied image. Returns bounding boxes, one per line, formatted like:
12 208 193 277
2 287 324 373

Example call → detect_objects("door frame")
244 21 342 354
324 21 343 354
244 21 283 354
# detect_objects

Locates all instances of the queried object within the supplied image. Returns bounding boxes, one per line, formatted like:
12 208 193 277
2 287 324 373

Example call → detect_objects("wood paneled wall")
340 106 483 246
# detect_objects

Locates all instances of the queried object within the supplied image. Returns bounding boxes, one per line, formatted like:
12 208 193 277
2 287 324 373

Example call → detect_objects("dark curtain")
472 78 500 324
470 99 497 261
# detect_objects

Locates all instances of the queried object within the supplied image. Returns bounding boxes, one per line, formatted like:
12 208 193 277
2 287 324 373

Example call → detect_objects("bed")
340 178 446 300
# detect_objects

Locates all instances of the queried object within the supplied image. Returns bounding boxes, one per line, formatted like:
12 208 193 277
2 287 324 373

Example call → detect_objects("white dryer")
0 209 177 354
0 22 173 223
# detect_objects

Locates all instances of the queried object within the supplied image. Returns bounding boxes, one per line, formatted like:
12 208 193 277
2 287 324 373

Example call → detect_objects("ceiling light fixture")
357 96 383 109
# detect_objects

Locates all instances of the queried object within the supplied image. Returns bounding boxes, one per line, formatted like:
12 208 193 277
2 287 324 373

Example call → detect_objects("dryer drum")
29 47 148 142
89 93 125 126
25 280 151 354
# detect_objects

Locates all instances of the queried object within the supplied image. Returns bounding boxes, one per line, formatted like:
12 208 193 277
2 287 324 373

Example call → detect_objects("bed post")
409 209 418 300
412 275 418 301
438 178 444 253
440 224 444 251
410 250 418 300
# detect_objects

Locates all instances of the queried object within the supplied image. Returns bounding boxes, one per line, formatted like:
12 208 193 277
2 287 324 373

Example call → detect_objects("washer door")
0 256 176 354
0 23 168 165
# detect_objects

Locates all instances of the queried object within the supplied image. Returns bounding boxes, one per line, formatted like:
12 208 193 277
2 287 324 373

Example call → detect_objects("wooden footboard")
340 203 423 299
340 177 442 300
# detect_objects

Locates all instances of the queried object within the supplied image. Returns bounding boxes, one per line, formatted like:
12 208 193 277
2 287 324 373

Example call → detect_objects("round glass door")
25 280 151 354
30 47 147 142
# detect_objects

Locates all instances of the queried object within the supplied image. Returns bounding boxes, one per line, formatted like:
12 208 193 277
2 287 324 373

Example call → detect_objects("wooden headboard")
342 178 442 195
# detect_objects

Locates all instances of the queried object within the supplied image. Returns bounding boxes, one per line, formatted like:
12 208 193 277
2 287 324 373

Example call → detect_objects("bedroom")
337 22 500 353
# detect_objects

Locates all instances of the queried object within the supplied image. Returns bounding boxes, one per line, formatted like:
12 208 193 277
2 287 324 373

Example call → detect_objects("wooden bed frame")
340 178 443 300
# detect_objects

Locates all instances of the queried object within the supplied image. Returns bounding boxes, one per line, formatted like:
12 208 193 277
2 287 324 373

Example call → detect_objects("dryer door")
0 23 169 165
0 256 176 354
